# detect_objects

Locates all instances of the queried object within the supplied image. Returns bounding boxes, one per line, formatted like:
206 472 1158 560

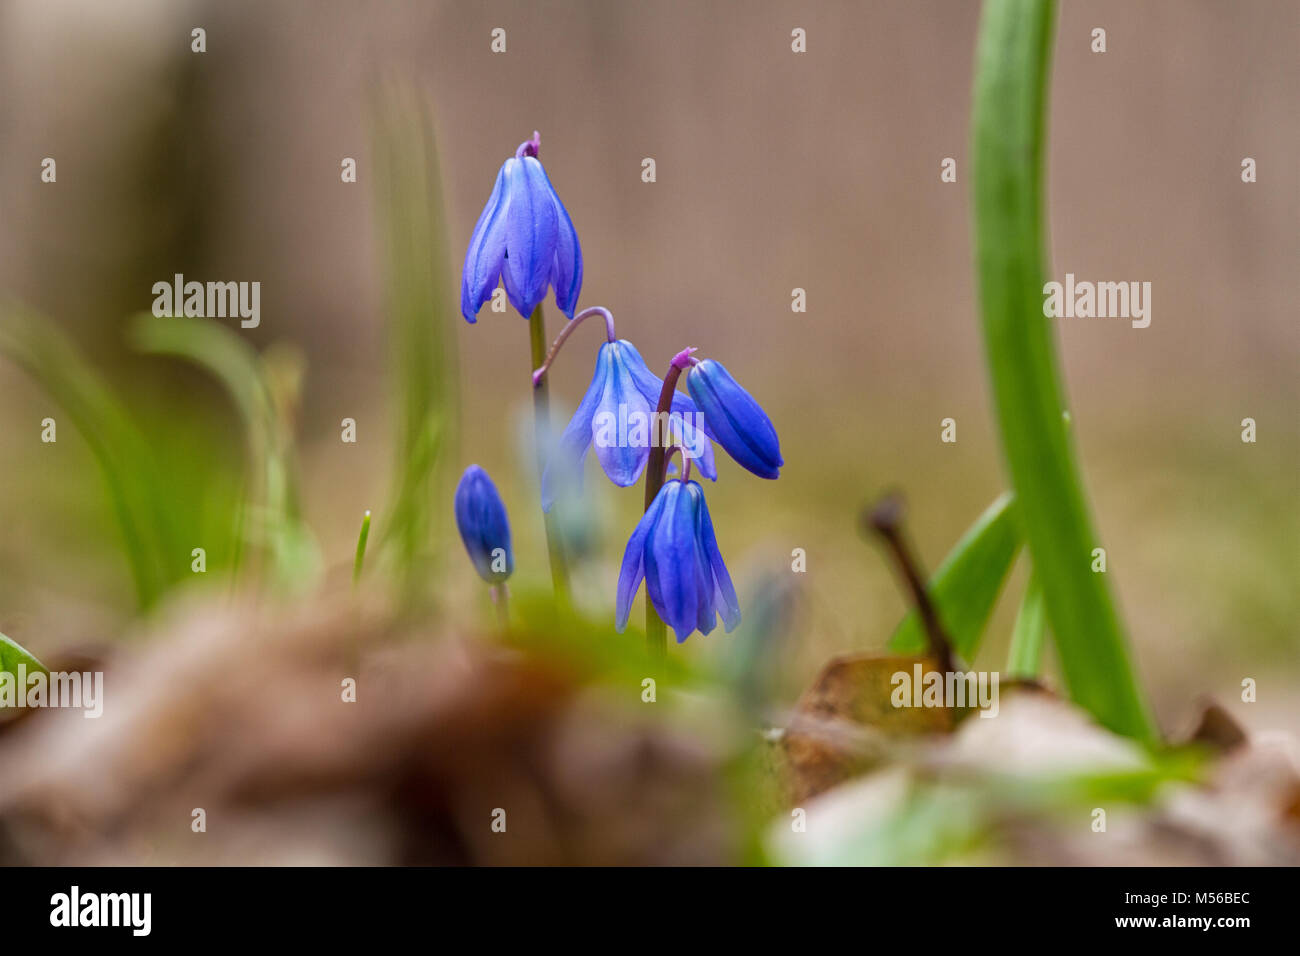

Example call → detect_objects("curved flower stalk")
461 131 582 322
533 308 715 513
616 477 740 643
685 358 783 479
453 465 514 585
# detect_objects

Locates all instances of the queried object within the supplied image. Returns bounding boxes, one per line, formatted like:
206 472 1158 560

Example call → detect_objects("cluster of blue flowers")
454 133 782 645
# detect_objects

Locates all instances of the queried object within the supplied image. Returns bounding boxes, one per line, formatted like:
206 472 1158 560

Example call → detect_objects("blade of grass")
0 303 179 608
129 313 318 591
1006 572 1047 678
353 510 372 587
370 84 460 611
888 492 1020 660
1 631 48 676
971 0 1154 741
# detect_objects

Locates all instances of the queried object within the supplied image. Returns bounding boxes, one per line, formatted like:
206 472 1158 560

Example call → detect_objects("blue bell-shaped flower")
541 339 716 512
615 479 740 642
461 132 582 323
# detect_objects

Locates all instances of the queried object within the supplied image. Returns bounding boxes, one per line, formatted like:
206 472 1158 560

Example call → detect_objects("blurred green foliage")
972 0 1154 742
370 85 461 612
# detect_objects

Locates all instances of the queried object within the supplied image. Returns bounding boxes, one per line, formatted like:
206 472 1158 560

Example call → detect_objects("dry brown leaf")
0 594 735 865
783 654 959 804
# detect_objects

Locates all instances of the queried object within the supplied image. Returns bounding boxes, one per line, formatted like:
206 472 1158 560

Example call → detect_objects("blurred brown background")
0 0 1296 734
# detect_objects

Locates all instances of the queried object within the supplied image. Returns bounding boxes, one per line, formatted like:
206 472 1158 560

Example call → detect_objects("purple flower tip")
671 347 698 369
517 130 541 159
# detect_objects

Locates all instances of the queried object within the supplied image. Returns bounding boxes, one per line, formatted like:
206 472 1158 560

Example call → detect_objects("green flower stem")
491 583 510 630
972 0 1155 742
529 303 571 602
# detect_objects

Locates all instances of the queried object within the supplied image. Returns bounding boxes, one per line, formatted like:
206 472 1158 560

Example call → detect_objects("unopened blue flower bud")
453 465 514 583
687 359 782 479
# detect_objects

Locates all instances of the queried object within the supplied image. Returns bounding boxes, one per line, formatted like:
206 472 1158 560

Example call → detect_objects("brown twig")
863 493 956 675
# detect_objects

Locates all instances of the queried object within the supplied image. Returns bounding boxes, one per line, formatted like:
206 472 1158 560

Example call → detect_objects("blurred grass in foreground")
369 84 461 613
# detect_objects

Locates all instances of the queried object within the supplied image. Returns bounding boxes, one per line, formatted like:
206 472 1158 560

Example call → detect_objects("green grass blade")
1 631 48 676
370 85 460 610
130 314 273 434
971 0 1155 741
129 313 319 591
888 492 1020 660
0 303 178 608
353 510 372 587
1006 572 1047 678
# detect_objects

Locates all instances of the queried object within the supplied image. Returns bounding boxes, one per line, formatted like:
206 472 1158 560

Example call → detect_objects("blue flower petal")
503 156 559 318
669 393 717 481
541 342 611 513
460 162 510 323
591 343 652 488
615 485 669 632
684 486 719 637
695 485 740 632
644 482 702 642
546 171 583 319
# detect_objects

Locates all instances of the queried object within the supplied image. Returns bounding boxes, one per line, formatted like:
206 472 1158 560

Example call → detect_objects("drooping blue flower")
615 479 740 642
453 465 514 583
461 132 582 323
541 339 716 512
686 359 783 479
